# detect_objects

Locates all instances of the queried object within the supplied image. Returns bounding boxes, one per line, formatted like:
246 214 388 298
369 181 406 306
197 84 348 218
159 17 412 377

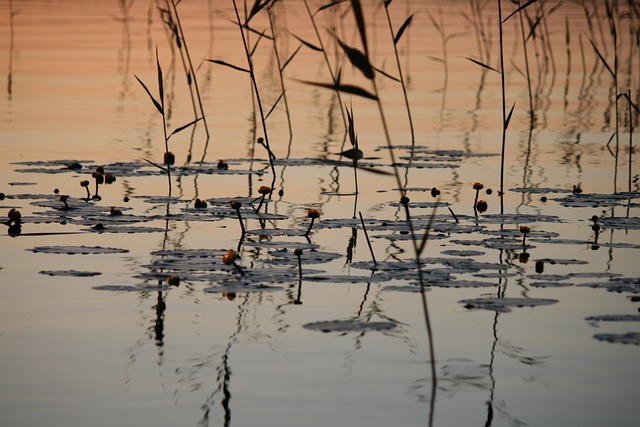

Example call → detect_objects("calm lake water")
1 1 639 426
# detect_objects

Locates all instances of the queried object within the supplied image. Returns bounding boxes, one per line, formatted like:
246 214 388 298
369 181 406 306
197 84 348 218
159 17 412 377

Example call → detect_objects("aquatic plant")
194 198 207 209
230 200 245 235
80 180 90 199
222 249 244 276
476 199 488 214
305 208 320 237
255 185 272 213
519 225 530 245
135 49 201 196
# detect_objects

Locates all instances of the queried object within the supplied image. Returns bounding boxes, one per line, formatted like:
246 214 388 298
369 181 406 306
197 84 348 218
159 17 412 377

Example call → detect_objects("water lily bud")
104 173 116 185
80 180 90 188
194 198 207 208
473 182 484 191
307 209 320 219
8 208 21 223
258 186 272 195
476 199 488 213
217 160 228 170
230 201 242 210
92 171 104 184
222 250 238 266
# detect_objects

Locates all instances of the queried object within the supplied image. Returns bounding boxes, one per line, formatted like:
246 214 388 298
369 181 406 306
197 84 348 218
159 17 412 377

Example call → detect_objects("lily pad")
30 245 129 255
593 332 640 345
460 297 558 312
303 319 397 333
39 270 102 277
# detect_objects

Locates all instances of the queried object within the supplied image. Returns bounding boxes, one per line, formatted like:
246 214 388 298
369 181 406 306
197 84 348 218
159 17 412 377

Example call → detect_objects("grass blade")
134 74 163 115
156 50 163 108
295 79 378 100
281 45 302 71
371 64 400 82
206 59 250 73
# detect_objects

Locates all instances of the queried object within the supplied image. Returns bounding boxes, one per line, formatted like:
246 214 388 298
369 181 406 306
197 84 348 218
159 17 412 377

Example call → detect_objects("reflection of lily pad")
593 332 640 345
460 297 558 312
303 319 397 333
441 249 485 257
578 278 640 293
31 245 129 255
39 270 102 277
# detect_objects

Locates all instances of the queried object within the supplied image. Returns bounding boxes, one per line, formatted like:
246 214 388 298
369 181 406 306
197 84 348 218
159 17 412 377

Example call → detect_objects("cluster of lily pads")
3 153 640 335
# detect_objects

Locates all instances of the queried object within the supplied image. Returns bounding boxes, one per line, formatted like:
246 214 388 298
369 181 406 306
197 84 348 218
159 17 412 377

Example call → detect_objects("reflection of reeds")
6 0 17 97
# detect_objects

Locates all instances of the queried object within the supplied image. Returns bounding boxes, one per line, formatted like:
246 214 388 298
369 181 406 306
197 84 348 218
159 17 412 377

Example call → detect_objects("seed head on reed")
164 151 175 166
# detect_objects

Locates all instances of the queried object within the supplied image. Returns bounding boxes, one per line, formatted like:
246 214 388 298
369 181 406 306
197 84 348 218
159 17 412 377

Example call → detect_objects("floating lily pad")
509 187 571 194
554 192 640 208
441 249 485 257
203 282 282 293
460 297 558 312
593 332 640 345
39 270 102 277
30 245 129 255
384 284 430 292
93 284 169 292
585 314 640 322
303 319 397 333
530 281 574 288
577 278 640 293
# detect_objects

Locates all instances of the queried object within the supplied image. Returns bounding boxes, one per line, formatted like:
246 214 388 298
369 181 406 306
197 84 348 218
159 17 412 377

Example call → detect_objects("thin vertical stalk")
383 4 415 145
499 0 507 215
231 0 276 186
303 0 348 131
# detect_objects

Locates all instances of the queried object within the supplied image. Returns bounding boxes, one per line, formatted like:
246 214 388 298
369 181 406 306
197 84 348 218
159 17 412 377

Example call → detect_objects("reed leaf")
281 45 302 71
168 117 203 139
417 201 438 257
336 38 374 79
249 28 268 57
503 0 539 23
265 91 285 120
394 14 414 45
295 79 378 100
350 0 368 54
371 64 400 82
317 0 347 13
587 37 615 78
156 51 163 108
464 56 500 73
289 32 322 52
143 158 168 172
504 102 516 130
134 75 163 115
206 59 250 73
247 0 274 24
